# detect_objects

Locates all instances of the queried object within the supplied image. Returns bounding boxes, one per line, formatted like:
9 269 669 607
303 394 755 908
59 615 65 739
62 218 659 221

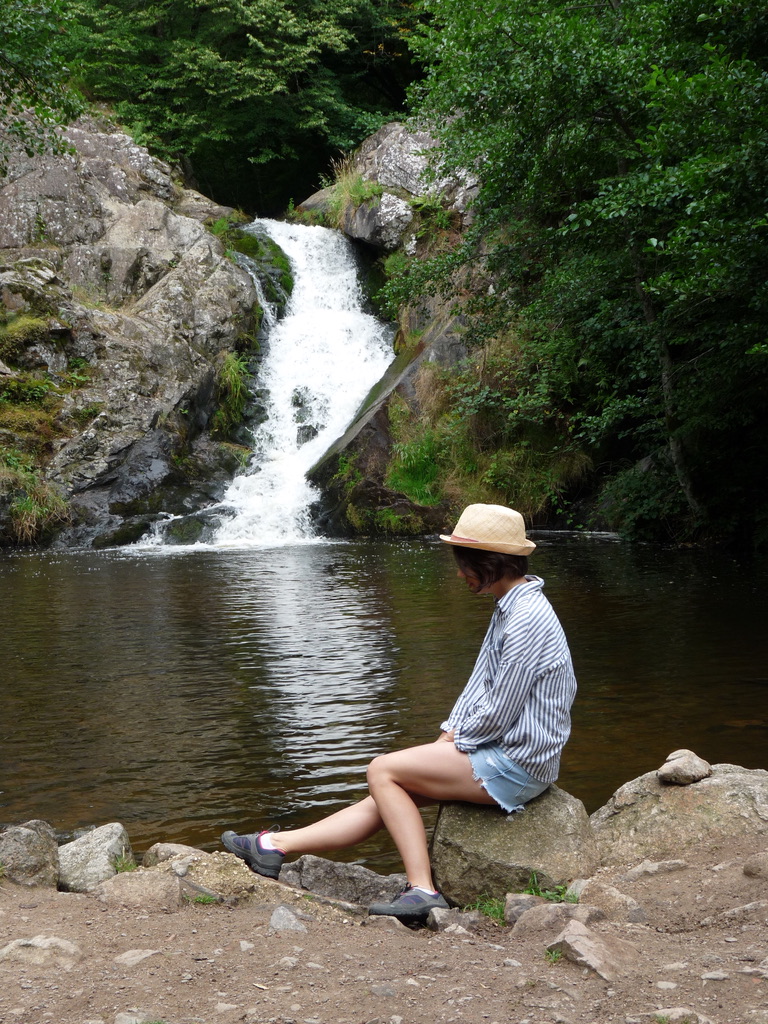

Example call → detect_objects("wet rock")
0 819 59 888
657 748 712 784
591 761 768 865
431 785 600 906
279 854 406 905
546 919 639 982
58 822 133 892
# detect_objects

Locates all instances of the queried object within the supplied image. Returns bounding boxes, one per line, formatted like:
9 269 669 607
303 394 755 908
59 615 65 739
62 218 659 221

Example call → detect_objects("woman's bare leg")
265 741 492 892
275 795 386 855
366 741 495 891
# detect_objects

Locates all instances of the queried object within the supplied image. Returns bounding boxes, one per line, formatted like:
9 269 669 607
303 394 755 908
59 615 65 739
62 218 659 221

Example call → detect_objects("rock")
591 762 768 865
512 902 604 942
743 850 768 878
430 786 600 906
58 822 133 892
142 842 201 867
361 915 410 932
163 849 268 902
279 854 406 905
621 859 688 882
352 122 479 218
0 819 59 887
503 892 546 924
269 905 308 933
657 748 712 784
0 934 81 969
546 919 639 982
0 115 265 548
652 1011 714 1024
114 949 162 967
97 869 184 913
577 880 646 923
340 193 413 253
425 907 484 932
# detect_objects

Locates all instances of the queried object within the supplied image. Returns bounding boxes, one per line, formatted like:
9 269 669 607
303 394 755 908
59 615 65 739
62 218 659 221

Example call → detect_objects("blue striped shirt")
441 576 576 784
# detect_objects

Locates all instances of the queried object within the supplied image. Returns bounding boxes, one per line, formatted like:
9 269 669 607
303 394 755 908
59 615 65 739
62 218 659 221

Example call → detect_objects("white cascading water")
211 219 394 546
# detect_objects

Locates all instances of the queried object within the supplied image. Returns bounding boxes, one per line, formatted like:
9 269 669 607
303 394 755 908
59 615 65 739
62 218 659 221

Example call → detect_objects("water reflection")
1 538 766 870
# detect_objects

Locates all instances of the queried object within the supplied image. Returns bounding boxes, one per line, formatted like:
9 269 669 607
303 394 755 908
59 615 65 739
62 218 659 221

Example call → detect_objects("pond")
1 536 766 872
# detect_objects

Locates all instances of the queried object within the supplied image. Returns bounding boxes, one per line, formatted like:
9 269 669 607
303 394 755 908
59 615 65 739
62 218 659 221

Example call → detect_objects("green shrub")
211 352 250 438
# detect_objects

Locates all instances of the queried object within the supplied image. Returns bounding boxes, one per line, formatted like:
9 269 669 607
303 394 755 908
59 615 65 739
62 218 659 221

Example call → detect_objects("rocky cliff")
0 116 277 548
301 122 478 537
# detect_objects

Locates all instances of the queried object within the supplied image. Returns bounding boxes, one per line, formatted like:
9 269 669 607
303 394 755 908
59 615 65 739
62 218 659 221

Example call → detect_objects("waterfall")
208 219 393 547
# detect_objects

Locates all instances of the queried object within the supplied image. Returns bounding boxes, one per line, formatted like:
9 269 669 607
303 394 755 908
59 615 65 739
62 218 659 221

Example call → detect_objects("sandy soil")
1 835 767 1024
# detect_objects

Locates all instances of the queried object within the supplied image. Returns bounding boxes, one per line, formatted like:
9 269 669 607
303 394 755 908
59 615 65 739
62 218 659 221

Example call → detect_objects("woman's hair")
452 547 528 588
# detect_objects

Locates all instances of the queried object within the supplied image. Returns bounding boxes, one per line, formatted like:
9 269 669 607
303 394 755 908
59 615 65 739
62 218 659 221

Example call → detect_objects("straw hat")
440 504 536 555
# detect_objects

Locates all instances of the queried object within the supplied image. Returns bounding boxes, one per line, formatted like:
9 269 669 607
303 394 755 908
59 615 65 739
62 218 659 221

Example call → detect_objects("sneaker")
220 828 286 879
368 884 449 921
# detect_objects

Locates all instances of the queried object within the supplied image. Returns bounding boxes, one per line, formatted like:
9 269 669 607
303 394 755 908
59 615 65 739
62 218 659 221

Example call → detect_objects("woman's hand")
436 729 456 743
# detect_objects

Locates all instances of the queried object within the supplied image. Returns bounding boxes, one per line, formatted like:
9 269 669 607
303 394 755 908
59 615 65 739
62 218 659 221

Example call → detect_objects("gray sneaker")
221 828 285 879
368 884 449 921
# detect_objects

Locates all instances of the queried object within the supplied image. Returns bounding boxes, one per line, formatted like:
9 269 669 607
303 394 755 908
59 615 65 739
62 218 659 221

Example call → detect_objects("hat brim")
439 534 536 556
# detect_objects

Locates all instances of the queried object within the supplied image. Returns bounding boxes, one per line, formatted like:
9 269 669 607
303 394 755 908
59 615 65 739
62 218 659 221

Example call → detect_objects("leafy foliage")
405 0 768 546
59 0 421 210
0 0 82 175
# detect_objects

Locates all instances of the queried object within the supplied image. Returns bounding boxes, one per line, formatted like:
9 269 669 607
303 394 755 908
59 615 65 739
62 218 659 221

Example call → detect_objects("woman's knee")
366 753 392 787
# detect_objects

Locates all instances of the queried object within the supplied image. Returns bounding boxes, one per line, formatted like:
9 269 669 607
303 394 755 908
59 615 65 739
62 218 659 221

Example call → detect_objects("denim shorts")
468 743 550 814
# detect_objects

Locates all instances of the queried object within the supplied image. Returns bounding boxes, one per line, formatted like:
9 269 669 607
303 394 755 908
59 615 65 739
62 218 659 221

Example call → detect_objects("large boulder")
58 822 133 892
0 819 59 887
430 786 600 906
0 115 265 548
591 761 768 865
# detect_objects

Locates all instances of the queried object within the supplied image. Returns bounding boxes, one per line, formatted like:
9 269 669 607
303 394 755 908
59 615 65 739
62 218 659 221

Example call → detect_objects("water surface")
2 537 766 870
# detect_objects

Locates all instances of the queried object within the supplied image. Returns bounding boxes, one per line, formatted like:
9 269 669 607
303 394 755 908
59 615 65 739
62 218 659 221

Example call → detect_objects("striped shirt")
441 575 576 784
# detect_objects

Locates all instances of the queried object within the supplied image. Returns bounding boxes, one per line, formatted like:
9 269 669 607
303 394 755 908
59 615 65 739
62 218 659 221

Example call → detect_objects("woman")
221 503 577 921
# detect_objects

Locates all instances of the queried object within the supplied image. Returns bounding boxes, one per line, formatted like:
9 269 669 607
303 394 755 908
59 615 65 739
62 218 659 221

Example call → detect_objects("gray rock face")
591 761 768 865
0 819 59 887
430 786 600 906
279 853 406 905
354 123 478 217
58 821 133 892
340 192 413 253
0 115 263 547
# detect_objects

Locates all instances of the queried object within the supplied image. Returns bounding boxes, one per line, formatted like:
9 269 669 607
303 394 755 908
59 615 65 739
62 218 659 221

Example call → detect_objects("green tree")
404 0 768 545
0 0 81 174
60 0 420 210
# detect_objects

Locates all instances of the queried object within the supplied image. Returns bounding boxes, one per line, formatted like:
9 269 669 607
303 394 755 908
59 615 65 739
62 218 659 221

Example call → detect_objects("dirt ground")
1 835 767 1024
